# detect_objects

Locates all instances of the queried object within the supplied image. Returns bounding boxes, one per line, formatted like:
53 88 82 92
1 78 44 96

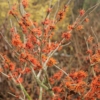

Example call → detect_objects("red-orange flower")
79 9 85 16
84 18 89 22
12 34 23 48
25 41 34 49
77 25 83 30
8 4 18 16
70 70 87 82
47 57 57 67
62 32 71 40
87 36 94 43
52 86 62 93
16 77 23 83
9 62 15 71
67 25 74 30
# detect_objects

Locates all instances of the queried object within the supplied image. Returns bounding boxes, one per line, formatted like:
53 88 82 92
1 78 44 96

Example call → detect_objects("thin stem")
54 65 74 82
8 92 24 100
30 65 55 96
53 0 60 24
39 86 43 100
91 27 99 47
19 84 32 100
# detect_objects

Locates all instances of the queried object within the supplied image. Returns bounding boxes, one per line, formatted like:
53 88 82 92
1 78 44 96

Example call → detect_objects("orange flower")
86 49 92 55
79 9 85 16
42 19 51 25
49 78 55 84
47 57 57 67
87 36 94 43
67 25 74 30
57 10 65 21
34 64 42 70
75 81 87 94
3 55 10 63
9 62 15 71
77 25 83 30
16 77 23 83
62 32 71 40
70 70 87 82
94 65 100 73
25 67 31 73
66 81 75 90
53 71 63 80
12 34 23 48
42 55 47 62
91 76 100 89
52 86 62 93
25 41 34 49
84 18 89 22
58 11 65 16
91 54 100 63
8 4 18 16
19 52 27 62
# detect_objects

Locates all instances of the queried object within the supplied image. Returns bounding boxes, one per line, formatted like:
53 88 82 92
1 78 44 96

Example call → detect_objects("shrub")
0 0 100 100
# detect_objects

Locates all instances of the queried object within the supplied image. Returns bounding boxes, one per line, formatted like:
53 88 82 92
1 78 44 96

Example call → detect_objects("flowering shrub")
0 0 100 100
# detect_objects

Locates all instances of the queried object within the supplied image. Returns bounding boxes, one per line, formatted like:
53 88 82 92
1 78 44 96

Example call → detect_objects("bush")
0 0 100 100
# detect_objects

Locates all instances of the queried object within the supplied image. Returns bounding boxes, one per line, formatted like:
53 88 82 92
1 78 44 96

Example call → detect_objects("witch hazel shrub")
0 0 100 100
